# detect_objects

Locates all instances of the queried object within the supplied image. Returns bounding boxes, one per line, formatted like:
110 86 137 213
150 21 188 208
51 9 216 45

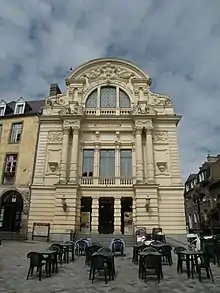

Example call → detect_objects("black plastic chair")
64 241 75 261
143 247 157 253
50 243 64 264
27 252 47 281
142 254 163 283
85 244 103 265
112 241 124 256
98 247 112 253
89 255 108 284
160 245 172 266
75 240 87 256
174 246 187 273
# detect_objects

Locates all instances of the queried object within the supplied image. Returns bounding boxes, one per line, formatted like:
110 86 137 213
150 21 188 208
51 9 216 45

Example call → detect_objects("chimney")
49 84 62 96
207 154 220 163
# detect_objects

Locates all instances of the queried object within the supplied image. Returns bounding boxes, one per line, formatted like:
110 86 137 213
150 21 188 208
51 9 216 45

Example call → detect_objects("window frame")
0 105 6 116
85 86 131 109
82 149 94 177
14 102 25 115
120 149 132 178
99 149 115 178
9 122 23 144
2 153 18 185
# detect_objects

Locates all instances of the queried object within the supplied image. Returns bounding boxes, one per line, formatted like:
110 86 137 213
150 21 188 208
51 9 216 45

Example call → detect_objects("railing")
85 108 131 116
79 177 134 186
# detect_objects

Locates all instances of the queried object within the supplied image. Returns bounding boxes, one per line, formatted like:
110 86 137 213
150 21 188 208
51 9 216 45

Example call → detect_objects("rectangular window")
14 104 24 114
82 150 94 177
2 154 18 185
0 106 5 116
99 149 115 178
10 123 23 143
120 150 132 177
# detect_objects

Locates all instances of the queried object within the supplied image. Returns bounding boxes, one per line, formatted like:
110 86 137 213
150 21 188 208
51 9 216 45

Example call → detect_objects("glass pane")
100 150 115 177
120 150 132 177
82 150 94 176
85 90 97 108
119 89 131 108
100 86 116 108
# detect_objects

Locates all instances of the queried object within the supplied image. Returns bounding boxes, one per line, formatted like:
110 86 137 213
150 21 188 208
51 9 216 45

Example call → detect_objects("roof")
199 162 213 172
0 99 45 118
185 173 197 183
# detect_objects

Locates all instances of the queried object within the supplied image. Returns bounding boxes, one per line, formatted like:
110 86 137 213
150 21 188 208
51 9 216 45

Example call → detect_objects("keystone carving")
48 161 59 173
156 161 167 173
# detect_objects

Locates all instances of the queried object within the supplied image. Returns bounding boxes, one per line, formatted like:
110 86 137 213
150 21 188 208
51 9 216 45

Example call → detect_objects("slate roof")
0 99 45 118
185 173 197 183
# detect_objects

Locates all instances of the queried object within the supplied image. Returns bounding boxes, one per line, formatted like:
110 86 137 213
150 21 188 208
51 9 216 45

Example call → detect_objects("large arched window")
85 86 131 108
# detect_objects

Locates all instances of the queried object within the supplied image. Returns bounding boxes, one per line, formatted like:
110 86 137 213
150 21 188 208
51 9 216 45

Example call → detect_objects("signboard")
124 212 133 235
80 212 91 233
32 222 50 242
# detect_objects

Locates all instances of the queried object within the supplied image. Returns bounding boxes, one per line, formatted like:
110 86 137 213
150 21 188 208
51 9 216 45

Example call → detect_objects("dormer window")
0 99 7 116
14 97 25 115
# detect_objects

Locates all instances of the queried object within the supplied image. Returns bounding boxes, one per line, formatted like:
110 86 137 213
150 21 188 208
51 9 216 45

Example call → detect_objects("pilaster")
115 142 120 185
114 198 121 234
146 128 155 183
59 127 69 183
134 126 144 183
69 128 80 183
91 197 99 233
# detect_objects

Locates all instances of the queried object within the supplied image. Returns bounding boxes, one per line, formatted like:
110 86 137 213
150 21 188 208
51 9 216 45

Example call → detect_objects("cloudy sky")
0 0 220 180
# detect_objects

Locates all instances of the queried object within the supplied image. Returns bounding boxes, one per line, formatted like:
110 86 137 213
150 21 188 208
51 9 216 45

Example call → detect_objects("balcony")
79 177 134 186
85 108 131 116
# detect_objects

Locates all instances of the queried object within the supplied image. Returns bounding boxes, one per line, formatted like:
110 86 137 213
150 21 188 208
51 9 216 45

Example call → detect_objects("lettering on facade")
153 131 168 142
48 132 63 142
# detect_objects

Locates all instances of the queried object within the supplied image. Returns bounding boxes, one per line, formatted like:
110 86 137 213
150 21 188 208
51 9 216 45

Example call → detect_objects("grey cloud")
0 0 220 180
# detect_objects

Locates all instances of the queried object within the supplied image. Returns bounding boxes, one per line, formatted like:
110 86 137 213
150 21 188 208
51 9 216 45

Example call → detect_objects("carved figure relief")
48 132 63 143
153 131 168 142
132 102 157 115
58 101 84 116
45 94 66 107
150 93 172 106
48 161 59 173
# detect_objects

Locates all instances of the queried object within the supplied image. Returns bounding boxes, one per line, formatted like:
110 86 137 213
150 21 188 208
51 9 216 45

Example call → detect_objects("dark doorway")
80 197 92 232
99 197 114 234
121 197 133 234
0 191 23 232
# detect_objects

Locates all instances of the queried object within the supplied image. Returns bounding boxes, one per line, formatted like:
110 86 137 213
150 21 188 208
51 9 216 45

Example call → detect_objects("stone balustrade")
79 177 134 186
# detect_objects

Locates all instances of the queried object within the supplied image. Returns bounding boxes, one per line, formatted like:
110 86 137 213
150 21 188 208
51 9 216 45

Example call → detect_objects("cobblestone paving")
0 241 220 292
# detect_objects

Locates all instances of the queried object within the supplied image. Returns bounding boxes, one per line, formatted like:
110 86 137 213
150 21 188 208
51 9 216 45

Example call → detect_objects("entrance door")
80 197 92 233
0 191 23 232
121 197 133 234
99 197 114 234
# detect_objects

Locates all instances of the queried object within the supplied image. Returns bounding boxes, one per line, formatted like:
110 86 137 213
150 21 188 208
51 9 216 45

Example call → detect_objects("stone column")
59 126 70 183
69 127 80 184
115 142 120 185
134 127 144 183
114 198 121 234
131 141 136 181
91 197 99 233
146 128 155 182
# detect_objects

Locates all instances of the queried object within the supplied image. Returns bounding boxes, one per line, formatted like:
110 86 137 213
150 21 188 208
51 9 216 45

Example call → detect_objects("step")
0 231 27 241
76 233 136 247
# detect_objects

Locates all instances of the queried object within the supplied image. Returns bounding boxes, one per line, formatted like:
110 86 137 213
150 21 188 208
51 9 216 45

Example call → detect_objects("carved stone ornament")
58 101 84 116
48 161 59 172
135 120 153 130
81 62 136 86
156 161 167 173
45 94 66 107
63 120 80 130
48 132 63 142
150 93 172 106
153 131 168 142
131 101 157 116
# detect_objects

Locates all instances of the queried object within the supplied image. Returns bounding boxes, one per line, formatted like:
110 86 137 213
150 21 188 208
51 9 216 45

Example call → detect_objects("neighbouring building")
184 155 220 234
0 97 44 237
28 58 186 241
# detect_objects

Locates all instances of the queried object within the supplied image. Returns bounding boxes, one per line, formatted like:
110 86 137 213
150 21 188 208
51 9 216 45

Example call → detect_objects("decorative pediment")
131 101 157 116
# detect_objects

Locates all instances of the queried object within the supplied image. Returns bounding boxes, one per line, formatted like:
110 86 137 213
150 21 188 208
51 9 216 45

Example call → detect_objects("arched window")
100 86 116 108
85 89 97 108
119 89 131 108
85 86 131 108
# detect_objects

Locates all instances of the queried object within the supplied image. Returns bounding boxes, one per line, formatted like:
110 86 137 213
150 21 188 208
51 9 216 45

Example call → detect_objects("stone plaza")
0 241 220 293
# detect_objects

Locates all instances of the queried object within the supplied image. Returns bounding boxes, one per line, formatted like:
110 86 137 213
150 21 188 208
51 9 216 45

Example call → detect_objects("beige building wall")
28 58 186 240
0 115 40 234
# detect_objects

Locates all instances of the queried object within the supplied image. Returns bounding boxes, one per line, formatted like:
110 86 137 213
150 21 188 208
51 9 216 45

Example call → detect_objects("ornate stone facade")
28 58 186 241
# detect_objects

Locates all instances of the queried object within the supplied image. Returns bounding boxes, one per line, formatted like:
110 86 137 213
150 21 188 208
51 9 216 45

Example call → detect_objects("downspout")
25 110 42 239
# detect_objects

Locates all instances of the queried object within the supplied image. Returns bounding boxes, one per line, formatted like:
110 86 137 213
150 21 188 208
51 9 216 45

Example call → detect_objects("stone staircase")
0 231 27 241
76 233 136 247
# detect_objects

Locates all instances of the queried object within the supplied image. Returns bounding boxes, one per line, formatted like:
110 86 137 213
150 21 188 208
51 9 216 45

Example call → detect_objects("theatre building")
28 58 186 241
